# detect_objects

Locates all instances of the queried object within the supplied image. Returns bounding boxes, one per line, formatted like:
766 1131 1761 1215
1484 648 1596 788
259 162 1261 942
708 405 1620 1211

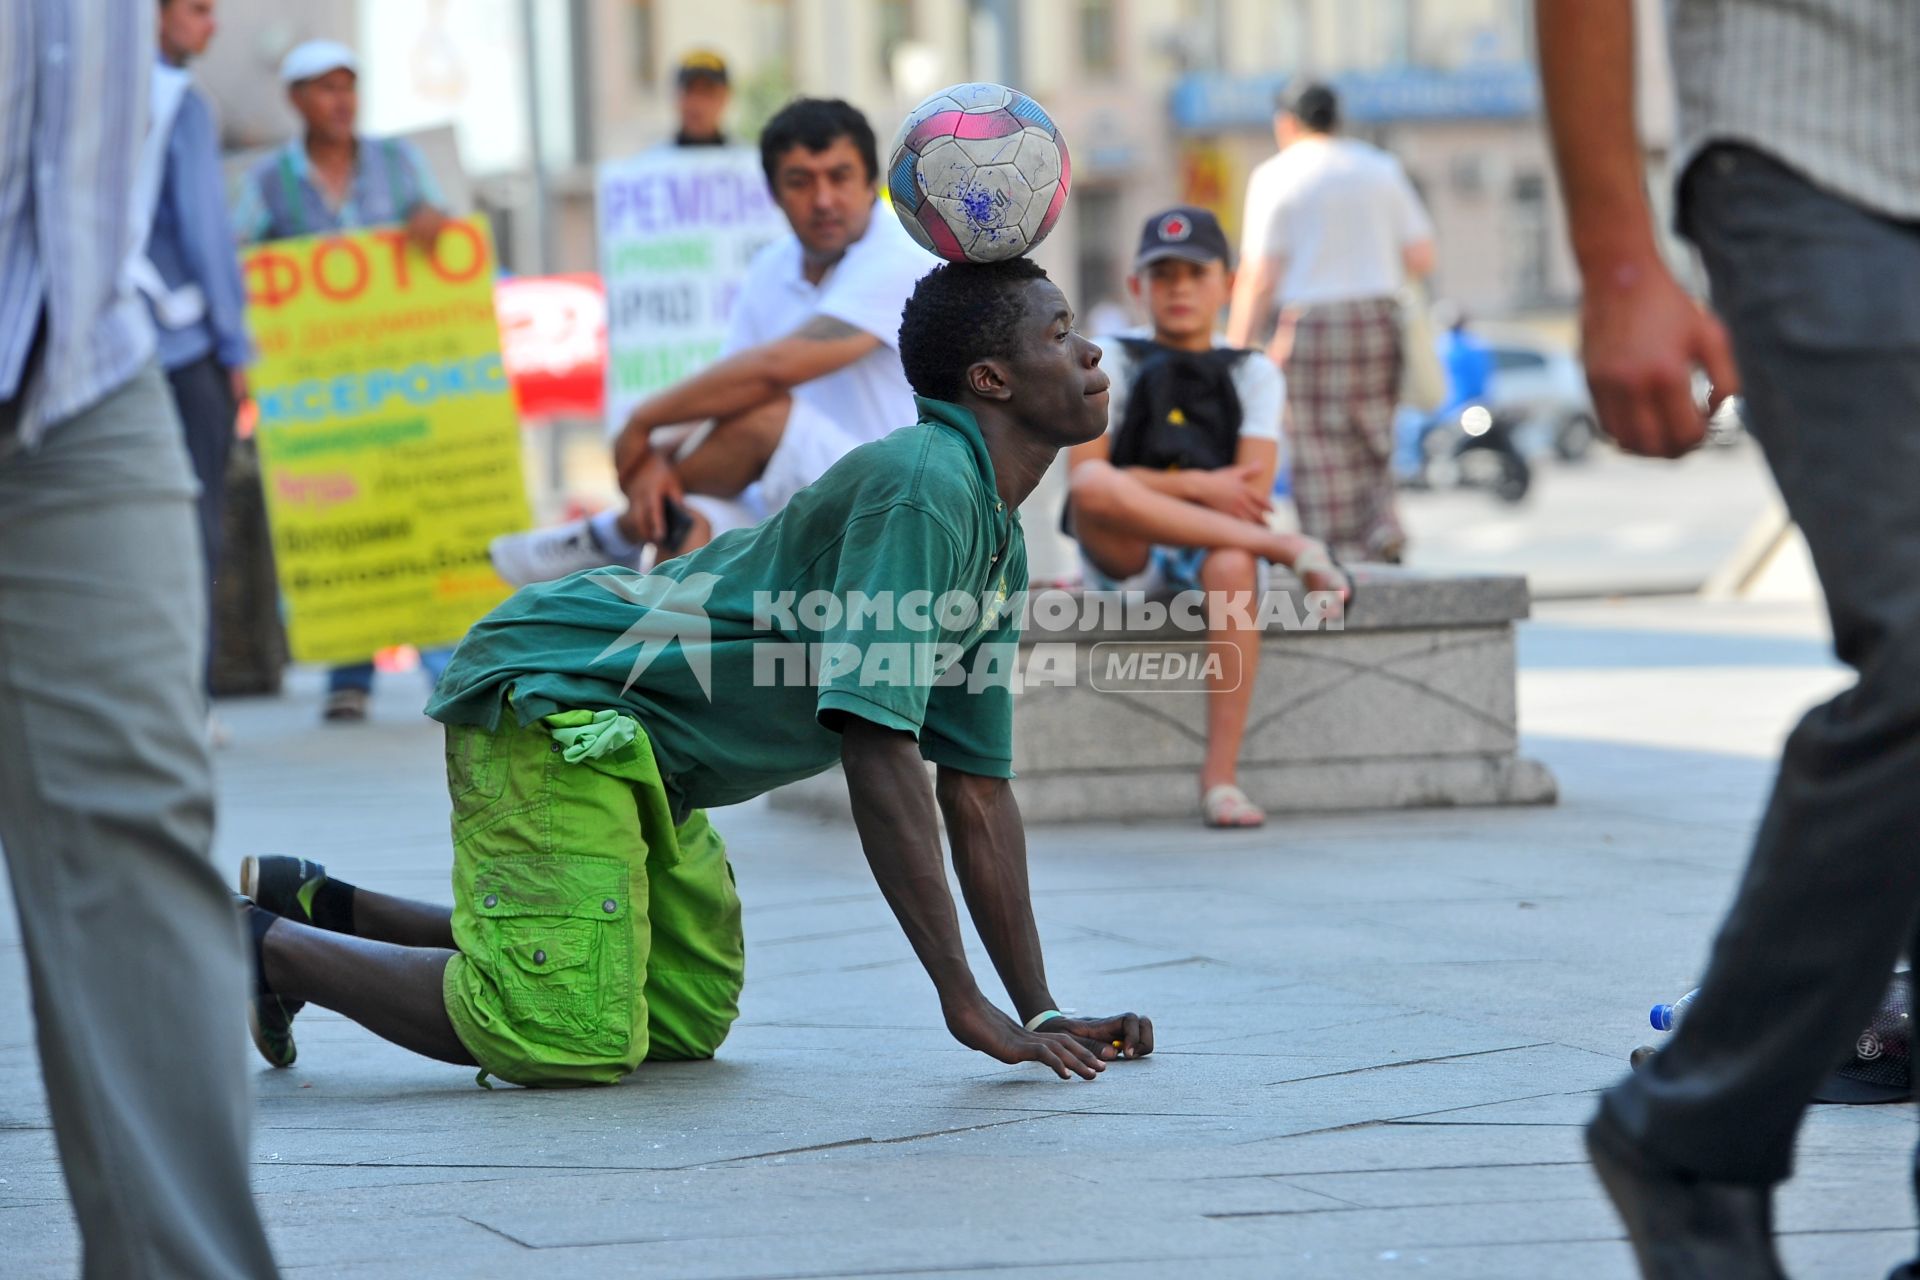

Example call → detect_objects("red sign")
494 274 606 420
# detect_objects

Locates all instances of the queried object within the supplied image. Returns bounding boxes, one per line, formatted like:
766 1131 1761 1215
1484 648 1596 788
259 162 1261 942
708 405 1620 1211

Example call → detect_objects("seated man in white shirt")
491 98 936 584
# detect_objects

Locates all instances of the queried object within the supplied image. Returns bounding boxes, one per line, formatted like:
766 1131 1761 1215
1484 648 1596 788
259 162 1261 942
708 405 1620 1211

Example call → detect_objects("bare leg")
676 394 790 497
1198 548 1263 793
350 888 456 950
262 916 474 1066
1069 460 1311 568
1070 484 1152 583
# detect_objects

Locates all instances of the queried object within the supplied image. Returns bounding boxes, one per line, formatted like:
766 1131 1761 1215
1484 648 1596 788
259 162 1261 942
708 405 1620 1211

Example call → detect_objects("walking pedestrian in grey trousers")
0 2 279 1275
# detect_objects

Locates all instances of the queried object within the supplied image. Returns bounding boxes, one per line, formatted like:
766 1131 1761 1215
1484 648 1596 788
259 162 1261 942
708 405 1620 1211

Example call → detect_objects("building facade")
192 0 1677 323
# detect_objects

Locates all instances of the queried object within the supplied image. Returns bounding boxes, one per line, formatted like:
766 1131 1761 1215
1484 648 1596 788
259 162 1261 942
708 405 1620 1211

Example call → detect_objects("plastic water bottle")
1650 988 1700 1032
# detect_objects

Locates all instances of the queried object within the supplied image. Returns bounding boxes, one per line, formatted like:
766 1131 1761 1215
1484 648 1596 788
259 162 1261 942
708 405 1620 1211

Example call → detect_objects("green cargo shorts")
441 708 744 1087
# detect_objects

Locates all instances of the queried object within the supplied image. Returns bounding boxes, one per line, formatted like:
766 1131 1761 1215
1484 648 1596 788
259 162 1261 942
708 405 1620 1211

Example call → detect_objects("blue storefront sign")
1169 64 1539 132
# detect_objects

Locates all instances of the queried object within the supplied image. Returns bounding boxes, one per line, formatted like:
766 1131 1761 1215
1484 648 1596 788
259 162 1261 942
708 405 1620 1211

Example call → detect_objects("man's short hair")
759 98 878 187
898 258 1051 404
1277 80 1339 132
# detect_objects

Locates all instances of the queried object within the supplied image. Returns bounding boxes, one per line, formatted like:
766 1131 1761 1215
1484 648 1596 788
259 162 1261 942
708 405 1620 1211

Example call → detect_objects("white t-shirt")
1100 330 1284 446
723 200 937 448
1238 137 1433 308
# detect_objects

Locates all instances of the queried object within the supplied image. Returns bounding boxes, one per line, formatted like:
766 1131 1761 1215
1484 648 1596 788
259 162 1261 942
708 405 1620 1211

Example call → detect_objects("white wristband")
1023 1009 1065 1033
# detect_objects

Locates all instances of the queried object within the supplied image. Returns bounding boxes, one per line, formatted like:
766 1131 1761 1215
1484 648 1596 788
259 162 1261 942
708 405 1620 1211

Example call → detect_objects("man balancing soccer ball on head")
236 258 1188 1085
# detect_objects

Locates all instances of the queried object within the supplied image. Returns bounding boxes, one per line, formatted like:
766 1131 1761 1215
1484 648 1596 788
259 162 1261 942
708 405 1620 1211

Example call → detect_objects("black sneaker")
240 855 328 926
322 687 369 723
234 893 303 1069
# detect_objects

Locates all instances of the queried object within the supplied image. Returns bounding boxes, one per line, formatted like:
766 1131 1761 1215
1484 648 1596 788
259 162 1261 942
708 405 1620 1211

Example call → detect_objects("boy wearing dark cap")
1065 206 1347 830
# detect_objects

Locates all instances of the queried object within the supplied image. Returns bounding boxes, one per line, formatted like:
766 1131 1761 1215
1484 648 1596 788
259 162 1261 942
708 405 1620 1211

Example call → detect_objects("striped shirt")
0 0 158 444
1669 0 1920 220
231 136 444 245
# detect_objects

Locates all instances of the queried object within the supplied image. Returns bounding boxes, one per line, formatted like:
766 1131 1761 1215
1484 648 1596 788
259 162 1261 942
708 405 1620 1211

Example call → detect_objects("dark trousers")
164 353 236 692
1599 145 1920 1184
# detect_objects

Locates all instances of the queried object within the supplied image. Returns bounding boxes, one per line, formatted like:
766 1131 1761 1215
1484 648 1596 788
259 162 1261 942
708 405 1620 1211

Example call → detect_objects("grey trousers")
0 363 278 1277
1599 145 1920 1184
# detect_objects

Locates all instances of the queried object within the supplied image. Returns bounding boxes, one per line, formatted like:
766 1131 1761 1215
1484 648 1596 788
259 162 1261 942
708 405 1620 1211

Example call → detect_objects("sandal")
1202 783 1266 829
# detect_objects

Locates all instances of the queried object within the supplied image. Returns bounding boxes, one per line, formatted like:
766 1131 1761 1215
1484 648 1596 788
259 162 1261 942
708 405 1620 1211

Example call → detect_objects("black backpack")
1061 337 1255 538
1109 336 1251 473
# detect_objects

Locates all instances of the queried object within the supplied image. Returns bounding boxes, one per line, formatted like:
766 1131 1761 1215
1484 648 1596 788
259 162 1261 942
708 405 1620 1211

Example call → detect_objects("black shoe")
240 855 328 926
234 895 302 1069
1586 1116 1787 1280
1887 1264 1919 1279
322 687 369 722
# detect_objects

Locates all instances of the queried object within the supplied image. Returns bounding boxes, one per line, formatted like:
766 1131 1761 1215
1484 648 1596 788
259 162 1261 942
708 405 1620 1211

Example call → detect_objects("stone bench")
768 565 1557 823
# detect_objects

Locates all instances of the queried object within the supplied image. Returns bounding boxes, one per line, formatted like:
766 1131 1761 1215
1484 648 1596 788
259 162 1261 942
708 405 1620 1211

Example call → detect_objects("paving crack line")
1261 1042 1554 1087
702 1112 1070 1167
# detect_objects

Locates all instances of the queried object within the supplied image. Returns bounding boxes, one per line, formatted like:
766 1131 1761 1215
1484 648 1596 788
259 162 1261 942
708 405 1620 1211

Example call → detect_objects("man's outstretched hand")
944 1000 1152 1080
1035 1011 1155 1062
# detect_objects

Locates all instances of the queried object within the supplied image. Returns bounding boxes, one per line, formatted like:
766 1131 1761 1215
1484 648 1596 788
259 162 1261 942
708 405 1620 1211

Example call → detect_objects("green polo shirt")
427 397 1026 818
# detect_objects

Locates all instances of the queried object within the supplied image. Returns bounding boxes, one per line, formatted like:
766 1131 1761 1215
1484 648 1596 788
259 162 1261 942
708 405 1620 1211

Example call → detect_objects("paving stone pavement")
3 595 1914 1279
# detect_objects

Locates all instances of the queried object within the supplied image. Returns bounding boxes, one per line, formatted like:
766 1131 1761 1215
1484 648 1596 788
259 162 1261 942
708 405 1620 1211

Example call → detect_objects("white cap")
279 39 357 86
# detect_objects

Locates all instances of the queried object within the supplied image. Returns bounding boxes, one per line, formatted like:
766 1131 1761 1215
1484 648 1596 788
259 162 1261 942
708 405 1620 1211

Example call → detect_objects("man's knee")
644 969 743 1061
683 395 791 498
714 393 791 453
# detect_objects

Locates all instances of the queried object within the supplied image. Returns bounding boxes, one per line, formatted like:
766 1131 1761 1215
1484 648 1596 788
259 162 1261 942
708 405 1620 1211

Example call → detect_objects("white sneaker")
488 518 636 586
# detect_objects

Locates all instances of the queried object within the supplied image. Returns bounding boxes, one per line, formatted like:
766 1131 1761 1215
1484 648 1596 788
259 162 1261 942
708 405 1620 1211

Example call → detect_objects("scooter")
1414 401 1532 504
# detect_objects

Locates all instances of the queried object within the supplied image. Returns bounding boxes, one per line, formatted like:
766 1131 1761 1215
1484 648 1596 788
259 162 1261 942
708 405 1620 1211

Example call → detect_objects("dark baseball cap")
676 49 729 86
1812 970 1911 1104
1134 206 1232 271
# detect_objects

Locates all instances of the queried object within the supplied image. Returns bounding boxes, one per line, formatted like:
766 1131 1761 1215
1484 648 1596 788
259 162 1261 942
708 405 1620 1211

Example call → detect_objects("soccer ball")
886 83 1070 264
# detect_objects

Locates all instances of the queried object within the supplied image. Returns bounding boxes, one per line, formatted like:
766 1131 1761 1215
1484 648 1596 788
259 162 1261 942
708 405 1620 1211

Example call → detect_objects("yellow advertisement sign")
242 218 528 664
1179 140 1237 241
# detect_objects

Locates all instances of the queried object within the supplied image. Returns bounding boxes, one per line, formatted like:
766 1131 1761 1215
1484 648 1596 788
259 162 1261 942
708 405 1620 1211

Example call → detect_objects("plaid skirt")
1277 297 1405 561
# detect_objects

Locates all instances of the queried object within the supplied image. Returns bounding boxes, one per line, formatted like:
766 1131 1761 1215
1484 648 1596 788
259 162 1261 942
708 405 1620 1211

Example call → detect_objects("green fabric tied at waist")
542 708 639 763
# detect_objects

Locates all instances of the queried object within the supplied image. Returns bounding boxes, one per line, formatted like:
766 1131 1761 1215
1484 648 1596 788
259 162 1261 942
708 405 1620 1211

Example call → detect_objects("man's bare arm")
937 768 1154 1060
1536 0 1738 458
1537 1 1660 275
1402 238 1436 279
839 719 1105 1080
934 769 1054 1022
1226 254 1280 348
618 315 881 444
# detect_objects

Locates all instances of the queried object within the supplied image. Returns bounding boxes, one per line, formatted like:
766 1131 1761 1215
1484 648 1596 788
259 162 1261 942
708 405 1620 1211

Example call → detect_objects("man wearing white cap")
234 40 450 257
233 39 455 723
